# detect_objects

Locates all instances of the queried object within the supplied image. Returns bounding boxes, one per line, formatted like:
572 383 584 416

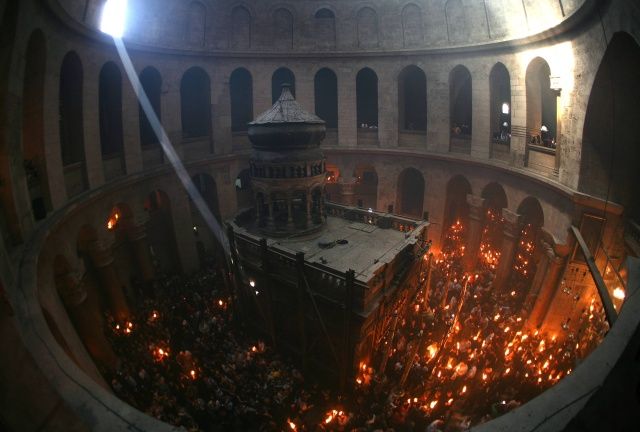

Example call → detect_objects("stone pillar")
170 190 199 273
126 223 155 283
212 71 232 155
88 241 131 322
339 180 357 206
426 67 450 153
162 74 183 160
57 271 118 369
471 67 490 159
83 61 105 188
510 63 526 167
526 240 567 328
337 68 357 147
493 208 522 293
256 193 263 221
122 80 142 174
378 70 398 148
287 194 294 227
306 191 312 227
463 194 485 272
267 196 275 227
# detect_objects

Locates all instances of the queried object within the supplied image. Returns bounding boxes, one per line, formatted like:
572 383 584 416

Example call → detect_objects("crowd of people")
104 210 608 431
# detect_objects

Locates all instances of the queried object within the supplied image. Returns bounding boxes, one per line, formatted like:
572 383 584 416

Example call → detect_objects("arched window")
398 65 427 132
356 7 379 49
23 30 50 219
231 6 251 49
356 68 378 128
181 67 211 138
489 63 511 148
272 67 295 103
99 62 124 157
230 68 253 132
273 8 293 50
444 175 472 229
314 68 338 129
526 57 557 147
187 1 206 46
397 167 425 218
139 67 162 147
59 51 87 196
401 4 424 47
449 65 472 153
314 8 336 49
481 182 508 212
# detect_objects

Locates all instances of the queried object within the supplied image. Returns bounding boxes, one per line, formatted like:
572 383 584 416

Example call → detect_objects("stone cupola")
248 84 327 236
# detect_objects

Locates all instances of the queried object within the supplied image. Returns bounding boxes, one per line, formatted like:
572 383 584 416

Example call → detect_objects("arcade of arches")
1 1 640 432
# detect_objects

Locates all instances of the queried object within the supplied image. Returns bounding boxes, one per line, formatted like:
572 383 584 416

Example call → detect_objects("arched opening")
314 68 338 141
481 182 508 212
401 3 424 47
490 63 511 158
527 59 557 144
357 7 379 49
145 190 181 274
139 67 162 147
272 67 295 103
513 196 545 297
59 51 87 197
187 1 206 46
22 30 51 220
396 167 424 218
480 182 509 267
356 67 378 146
579 33 640 223
99 62 125 180
181 67 211 139
231 6 251 49
398 65 427 147
354 165 378 210
235 169 253 210
230 68 253 132
443 175 472 230
273 8 293 50
314 8 336 49
449 65 472 154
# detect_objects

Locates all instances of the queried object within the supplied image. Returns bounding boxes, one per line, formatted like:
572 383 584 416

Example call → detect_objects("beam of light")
100 0 128 38
112 37 230 256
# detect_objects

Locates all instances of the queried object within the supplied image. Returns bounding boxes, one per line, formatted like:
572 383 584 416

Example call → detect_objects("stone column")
509 63 526 167
306 191 312 227
212 71 232 155
493 208 522 293
122 80 142 174
339 180 356 206
426 66 450 153
88 241 131 322
287 194 294 228
337 67 357 147
378 70 398 148
463 194 485 272
526 240 567 328
161 73 183 160
57 272 119 369
267 195 275 227
126 223 155 283
83 61 105 188
471 66 490 159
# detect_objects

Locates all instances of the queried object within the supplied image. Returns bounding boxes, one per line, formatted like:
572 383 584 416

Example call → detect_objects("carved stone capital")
501 208 522 239
467 194 486 221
